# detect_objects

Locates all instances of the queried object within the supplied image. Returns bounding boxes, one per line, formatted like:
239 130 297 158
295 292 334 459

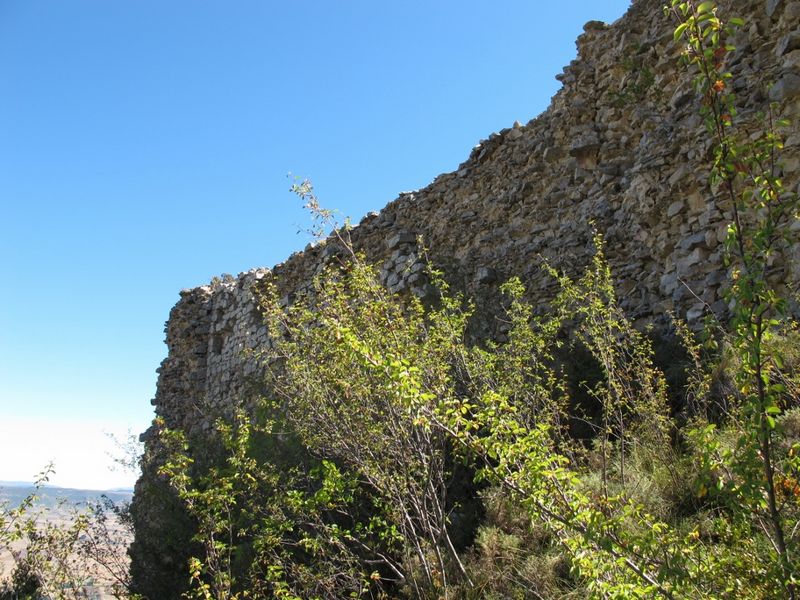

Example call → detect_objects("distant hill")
0 482 133 510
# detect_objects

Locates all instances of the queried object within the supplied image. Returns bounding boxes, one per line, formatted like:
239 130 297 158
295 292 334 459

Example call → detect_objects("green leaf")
674 22 689 41
697 1 715 14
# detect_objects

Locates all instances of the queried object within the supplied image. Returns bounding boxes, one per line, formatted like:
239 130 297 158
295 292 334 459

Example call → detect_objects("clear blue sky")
0 0 631 489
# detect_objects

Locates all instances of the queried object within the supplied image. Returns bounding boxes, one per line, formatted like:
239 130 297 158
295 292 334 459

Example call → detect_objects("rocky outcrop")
130 0 800 595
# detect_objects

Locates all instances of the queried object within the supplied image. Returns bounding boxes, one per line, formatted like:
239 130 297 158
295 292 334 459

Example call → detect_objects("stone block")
386 232 416 249
476 267 497 285
770 72 800 101
667 200 684 217
678 231 707 250
776 30 800 57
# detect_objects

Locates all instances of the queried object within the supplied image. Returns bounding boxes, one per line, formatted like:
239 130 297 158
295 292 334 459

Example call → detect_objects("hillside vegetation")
147 3 800 598
5 2 800 599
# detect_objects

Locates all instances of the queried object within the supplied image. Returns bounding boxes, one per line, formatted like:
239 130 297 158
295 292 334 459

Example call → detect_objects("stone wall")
130 0 800 593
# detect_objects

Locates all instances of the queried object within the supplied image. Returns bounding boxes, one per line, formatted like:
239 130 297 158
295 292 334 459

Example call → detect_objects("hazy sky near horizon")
0 0 632 490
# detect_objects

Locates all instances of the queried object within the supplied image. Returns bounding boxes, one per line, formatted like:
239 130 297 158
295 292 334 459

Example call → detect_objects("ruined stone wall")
131 0 800 591
145 0 799 434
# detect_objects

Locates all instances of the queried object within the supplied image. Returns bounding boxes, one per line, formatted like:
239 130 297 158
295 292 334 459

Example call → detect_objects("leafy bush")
1 467 136 600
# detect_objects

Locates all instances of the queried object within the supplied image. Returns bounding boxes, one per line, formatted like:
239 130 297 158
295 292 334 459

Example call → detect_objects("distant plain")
1 483 133 599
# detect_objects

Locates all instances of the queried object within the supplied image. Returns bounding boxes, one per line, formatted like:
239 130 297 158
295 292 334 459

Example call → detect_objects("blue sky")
0 0 631 489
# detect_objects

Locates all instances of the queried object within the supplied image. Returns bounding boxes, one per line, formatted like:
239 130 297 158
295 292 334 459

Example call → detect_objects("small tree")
667 1 800 596
258 187 474 596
